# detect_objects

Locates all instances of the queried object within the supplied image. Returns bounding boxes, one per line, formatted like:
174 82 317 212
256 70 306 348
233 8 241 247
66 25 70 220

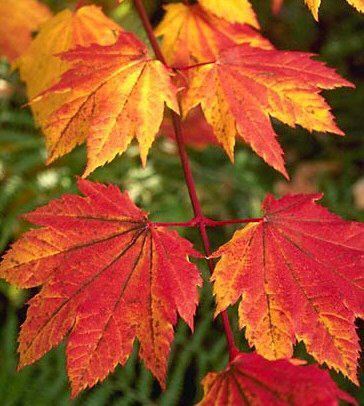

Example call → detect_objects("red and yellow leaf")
0 0 51 62
182 45 353 178
15 5 121 129
0 179 202 397
305 0 364 20
198 0 259 27
212 194 363 383
198 352 356 405
155 1 271 68
271 0 364 19
33 32 179 176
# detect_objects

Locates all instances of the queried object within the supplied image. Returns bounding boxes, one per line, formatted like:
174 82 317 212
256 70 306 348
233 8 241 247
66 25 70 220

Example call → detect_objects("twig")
134 0 239 361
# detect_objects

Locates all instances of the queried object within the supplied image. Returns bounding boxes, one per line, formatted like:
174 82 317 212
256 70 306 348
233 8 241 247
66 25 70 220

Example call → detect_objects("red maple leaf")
212 194 363 383
198 352 356 405
0 179 202 397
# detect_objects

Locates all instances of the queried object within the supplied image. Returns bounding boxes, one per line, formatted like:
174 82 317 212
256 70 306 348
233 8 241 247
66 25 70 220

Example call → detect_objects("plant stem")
133 0 166 62
153 217 262 228
134 0 239 360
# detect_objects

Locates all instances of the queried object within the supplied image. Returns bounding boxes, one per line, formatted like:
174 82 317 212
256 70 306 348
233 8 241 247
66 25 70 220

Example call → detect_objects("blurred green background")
0 0 363 404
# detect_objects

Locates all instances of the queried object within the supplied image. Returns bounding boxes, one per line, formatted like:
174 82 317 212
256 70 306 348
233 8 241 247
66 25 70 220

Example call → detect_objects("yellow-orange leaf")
33 32 179 176
155 2 271 67
198 0 259 27
211 194 364 383
275 0 364 19
305 0 364 20
15 5 121 128
0 0 51 62
182 45 353 177
0 179 202 397
198 353 356 405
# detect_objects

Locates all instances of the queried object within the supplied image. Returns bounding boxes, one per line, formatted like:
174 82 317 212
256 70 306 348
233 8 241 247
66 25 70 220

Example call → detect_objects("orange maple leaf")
15 5 121 129
155 1 271 68
0 179 202 397
198 0 259 27
198 352 356 405
182 45 353 178
32 32 179 176
211 194 363 383
0 0 51 62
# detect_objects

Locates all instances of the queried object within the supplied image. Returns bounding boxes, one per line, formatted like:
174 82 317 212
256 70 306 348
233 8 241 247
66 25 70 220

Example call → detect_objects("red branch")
134 0 239 360
176 61 216 71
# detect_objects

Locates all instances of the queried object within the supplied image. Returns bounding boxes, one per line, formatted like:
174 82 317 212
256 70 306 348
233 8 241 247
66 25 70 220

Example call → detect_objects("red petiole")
153 217 262 228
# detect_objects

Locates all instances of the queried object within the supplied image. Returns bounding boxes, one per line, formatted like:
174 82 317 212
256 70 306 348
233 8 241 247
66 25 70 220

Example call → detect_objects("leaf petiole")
152 217 262 228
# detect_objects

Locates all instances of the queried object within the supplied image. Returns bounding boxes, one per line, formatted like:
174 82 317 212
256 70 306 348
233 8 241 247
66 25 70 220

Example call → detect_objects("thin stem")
134 0 239 360
133 0 166 63
153 217 262 228
176 61 216 71
207 218 262 227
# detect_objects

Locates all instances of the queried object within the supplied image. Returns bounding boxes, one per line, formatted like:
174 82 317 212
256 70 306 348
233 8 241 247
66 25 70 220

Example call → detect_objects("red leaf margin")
0 179 203 396
198 352 357 405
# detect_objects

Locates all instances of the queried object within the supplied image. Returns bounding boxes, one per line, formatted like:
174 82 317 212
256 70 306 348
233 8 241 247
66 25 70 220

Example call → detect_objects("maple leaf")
211 194 364 382
198 352 356 405
32 32 179 176
304 0 364 20
0 179 202 397
198 0 259 27
182 45 353 178
155 1 271 68
15 5 121 128
0 0 51 62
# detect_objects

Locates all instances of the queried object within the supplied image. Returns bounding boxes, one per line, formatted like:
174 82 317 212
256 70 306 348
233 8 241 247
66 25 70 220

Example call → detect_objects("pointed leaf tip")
212 193 363 382
182 45 353 175
0 180 202 396
304 0 364 19
198 352 356 405
33 32 178 175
